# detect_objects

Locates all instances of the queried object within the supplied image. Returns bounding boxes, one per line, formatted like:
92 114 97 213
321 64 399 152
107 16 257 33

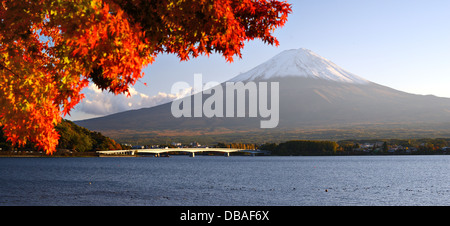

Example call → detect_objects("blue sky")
66 0 450 121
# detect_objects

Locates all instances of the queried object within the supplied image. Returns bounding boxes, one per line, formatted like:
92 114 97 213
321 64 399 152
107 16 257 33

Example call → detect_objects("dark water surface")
1 155 449 206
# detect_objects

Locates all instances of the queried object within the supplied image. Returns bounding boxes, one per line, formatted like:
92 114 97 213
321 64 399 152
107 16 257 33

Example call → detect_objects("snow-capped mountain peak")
229 48 369 84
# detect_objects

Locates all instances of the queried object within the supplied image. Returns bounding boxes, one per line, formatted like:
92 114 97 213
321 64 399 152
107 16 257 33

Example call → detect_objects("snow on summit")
229 48 369 84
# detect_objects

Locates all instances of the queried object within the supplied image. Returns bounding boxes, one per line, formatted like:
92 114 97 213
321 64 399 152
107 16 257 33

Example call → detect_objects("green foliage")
382 142 388 152
55 119 122 152
56 120 93 152
261 140 338 156
258 143 278 152
1 119 124 153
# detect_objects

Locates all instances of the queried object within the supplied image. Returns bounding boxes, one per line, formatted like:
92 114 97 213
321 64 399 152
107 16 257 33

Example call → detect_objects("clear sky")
65 0 450 121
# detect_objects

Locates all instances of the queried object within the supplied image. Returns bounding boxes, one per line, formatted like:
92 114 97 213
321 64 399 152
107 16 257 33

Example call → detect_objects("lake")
0 155 449 206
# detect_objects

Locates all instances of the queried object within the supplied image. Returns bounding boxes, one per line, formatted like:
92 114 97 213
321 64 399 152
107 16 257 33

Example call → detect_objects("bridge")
96 148 268 157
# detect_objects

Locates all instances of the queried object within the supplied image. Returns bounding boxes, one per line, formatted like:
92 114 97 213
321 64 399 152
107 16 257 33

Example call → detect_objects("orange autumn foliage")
0 0 291 154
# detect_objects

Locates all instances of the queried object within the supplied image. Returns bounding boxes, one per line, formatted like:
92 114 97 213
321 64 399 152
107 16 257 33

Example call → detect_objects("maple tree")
0 0 291 154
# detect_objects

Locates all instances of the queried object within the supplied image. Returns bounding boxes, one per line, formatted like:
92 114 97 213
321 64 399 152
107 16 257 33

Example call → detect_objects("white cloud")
76 83 192 117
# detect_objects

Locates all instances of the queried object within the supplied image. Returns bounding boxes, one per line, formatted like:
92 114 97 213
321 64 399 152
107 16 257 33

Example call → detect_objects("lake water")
0 155 449 206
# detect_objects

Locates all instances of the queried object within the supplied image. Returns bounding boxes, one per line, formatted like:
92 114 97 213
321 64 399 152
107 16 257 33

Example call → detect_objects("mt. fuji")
75 48 450 143
229 48 368 84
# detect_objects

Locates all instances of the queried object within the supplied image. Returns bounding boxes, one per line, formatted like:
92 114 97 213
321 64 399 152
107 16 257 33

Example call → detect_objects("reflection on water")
0 155 449 206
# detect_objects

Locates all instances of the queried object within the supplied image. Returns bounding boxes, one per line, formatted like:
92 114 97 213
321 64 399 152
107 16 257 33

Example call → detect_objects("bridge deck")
97 148 263 155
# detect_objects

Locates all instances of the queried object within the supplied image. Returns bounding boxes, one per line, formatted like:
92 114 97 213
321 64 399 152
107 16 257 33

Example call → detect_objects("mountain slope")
229 48 369 84
75 48 450 143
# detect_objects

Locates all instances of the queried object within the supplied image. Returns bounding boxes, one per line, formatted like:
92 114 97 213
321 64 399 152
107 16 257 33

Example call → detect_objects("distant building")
388 148 396 153
361 143 374 149
171 142 182 147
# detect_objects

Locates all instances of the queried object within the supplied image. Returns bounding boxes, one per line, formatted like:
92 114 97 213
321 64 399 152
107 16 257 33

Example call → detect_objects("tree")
56 120 93 152
382 141 388 152
275 140 338 156
0 0 291 154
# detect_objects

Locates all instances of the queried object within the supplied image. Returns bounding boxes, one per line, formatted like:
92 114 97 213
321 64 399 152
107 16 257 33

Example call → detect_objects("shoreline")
0 155 100 158
1 153 449 158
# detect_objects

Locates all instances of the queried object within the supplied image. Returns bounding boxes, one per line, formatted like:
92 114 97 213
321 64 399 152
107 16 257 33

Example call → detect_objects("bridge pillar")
190 152 195 157
225 152 230 157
